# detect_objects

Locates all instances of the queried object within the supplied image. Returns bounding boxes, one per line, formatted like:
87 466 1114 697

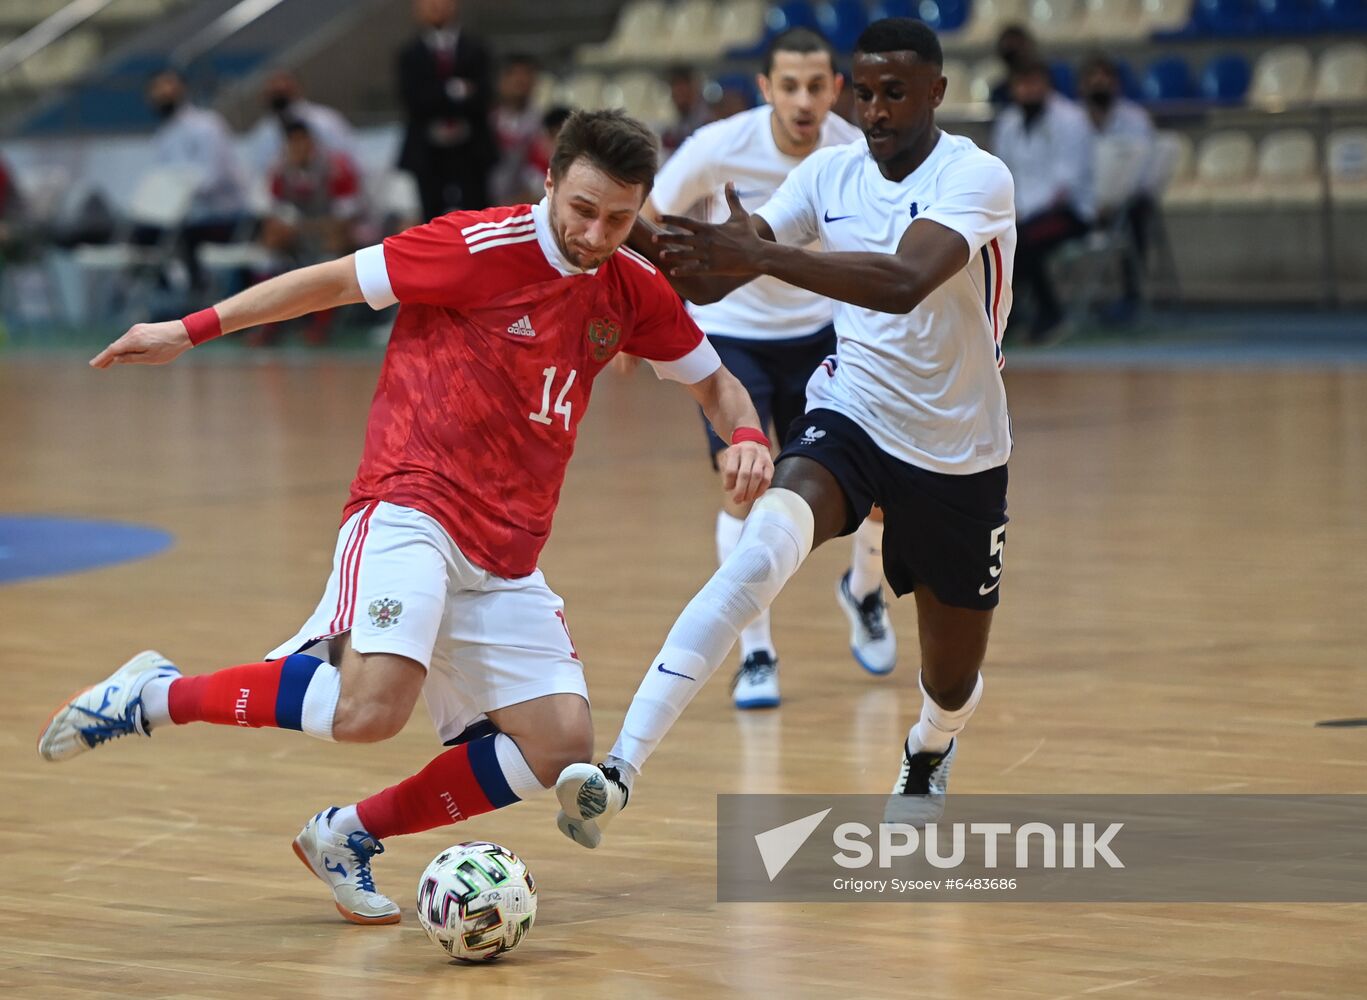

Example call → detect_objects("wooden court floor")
2 356 1365 999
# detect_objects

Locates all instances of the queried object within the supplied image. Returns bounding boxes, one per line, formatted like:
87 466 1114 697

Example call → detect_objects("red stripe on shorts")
330 502 377 634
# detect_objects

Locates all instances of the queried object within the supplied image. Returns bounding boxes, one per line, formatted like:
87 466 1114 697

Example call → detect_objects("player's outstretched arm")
659 184 970 315
630 196 773 306
686 366 774 504
89 255 366 368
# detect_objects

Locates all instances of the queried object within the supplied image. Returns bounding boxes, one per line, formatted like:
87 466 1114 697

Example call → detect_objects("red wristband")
182 307 223 346
730 427 771 448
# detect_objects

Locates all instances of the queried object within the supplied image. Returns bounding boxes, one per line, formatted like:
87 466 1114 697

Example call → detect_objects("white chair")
1194 131 1258 208
577 0 669 67
1165 130 1252 209
941 59 974 111
716 0 767 53
960 0 1028 45
1328 128 1367 206
1082 0 1144 42
1095 135 1152 216
969 57 1003 105
1314 43 1367 104
1028 0 1087 42
1249 45 1313 109
558 72 608 110
659 0 719 62
18 30 100 89
1150 130 1192 195
1138 0 1192 34
1253 129 1320 206
613 71 672 125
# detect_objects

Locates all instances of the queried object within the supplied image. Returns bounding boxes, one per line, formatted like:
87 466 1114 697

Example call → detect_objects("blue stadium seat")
1201 53 1252 101
713 72 762 109
869 0 916 17
770 0 822 32
815 0 869 51
1258 0 1322 30
1318 0 1367 27
1191 0 1258 33
1142 56 1196 101
1112 59 1144 101
1050 60 1076 98
914 0 971 31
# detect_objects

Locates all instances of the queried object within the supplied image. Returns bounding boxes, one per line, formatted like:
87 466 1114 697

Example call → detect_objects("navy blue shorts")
778 407 1009 610
701 325 838 466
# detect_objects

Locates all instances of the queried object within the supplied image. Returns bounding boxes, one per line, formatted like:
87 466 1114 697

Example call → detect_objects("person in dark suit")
397 0 497 220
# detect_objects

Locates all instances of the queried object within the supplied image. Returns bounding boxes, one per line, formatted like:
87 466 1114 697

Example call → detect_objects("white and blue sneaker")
555 763 629 850
836 571 897 675
292 808 401 925
37 650 181 762
731 650 780 709
884 738 955 827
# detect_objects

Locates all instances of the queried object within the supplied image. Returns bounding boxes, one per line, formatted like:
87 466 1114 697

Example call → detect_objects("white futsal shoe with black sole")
836 571 897 675
37 650 181 762
884 738 955 827
292 808 401 925
555 762 629 850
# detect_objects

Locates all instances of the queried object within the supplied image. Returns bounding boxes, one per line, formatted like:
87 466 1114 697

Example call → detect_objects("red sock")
167 654 322 730
356 735 520 840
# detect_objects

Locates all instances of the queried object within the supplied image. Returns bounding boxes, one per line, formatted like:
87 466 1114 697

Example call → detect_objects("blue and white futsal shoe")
37 650 181 762
292 808 401 925
555 763 629 850
836 571 898 675
884 738 955 827
731 650 780 709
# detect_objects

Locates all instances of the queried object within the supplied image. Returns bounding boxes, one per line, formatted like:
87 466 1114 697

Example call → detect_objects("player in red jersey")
37 110 773 925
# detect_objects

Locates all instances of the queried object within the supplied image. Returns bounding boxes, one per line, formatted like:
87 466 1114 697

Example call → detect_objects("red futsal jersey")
345 201 717 579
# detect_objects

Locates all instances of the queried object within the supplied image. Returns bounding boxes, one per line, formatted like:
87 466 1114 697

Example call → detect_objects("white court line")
1001 737 1046 775
63 808 199 879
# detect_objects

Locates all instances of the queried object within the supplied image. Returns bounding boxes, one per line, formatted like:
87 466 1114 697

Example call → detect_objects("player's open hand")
90 321 193 369
656 182 764 278
721 440 774 505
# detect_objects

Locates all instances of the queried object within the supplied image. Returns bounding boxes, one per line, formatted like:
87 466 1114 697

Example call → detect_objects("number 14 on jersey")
529 366 577 431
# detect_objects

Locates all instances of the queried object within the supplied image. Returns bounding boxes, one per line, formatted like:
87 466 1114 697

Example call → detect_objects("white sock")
327 803 366 838
494 732 548 797
139 676 175 728
718 510 774 658
611 489 815 773
848 518 885 599
603 753 639 793
910 672 984 753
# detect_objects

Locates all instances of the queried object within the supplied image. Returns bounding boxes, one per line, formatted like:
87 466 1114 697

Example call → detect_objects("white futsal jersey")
755 131 1016 474
651 104 862 341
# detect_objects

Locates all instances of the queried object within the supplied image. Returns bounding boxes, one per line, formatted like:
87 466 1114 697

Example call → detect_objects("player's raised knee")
331 699 409 743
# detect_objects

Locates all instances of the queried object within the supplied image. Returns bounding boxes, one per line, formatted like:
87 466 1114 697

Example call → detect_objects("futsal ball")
416 841 537 962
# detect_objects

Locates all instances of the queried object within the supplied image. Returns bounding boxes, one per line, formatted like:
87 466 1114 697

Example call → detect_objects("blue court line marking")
0 515 173 586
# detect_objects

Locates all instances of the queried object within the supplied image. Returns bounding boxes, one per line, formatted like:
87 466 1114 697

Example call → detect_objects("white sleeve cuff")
354 243 397 310
647 338 722 384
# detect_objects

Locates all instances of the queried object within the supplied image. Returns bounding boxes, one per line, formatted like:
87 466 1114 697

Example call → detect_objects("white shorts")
266 501 588 744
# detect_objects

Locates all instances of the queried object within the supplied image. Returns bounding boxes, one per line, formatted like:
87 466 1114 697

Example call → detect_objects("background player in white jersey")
639 28 896 710
558 19 1016 846
36 111 774 923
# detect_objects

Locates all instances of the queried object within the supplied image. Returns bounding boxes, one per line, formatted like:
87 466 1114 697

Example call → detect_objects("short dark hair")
502 52 539 70
550 108 659 195
763 27 837 76
282 118 312 138
1079 53 1118 79
855 17 943 68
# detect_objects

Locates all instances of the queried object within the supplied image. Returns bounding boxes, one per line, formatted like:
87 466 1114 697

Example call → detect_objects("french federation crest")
586 317 622 362
369 598 403 629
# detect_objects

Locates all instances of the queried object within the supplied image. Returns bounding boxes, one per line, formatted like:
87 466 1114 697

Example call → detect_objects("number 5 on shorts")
979 525 1006 596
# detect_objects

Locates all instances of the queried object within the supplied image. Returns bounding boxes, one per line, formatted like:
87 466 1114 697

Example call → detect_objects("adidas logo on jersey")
799 426 826 445
507 315 536 338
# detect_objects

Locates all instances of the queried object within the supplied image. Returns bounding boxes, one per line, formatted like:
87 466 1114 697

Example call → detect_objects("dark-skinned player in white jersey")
558 18 1017 845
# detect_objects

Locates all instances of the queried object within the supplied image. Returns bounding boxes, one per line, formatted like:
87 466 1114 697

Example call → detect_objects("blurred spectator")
661 65 710 154
992 59 1095 341
262 120 366 264
990 25 1038 109
490 53 544 204
0 153 24 246
245 70 358 175
1080 53 1158 318
251 121 367 346
142 68 250 293
397 0 497 219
